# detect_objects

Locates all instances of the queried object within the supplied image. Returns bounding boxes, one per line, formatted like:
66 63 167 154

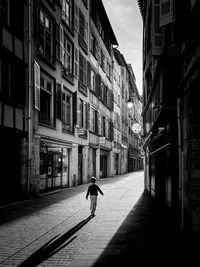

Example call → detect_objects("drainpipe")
27 0 32 195
177 97 184 230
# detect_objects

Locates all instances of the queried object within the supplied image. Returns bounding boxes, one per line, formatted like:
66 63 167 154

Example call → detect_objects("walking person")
86 177 104 217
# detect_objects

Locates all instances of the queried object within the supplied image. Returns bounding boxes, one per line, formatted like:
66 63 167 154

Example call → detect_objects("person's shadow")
18 215 94 267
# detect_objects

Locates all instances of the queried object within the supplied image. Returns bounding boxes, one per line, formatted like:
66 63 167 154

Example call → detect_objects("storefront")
39 141 71 192
100 149 108 178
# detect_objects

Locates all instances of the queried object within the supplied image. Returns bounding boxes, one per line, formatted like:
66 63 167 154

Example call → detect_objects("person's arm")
98 186 104 196
86 186 90 199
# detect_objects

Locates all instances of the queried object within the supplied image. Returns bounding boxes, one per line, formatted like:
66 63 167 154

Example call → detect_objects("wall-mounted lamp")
127 98 134 109
152 104 162 110
127 92 136 109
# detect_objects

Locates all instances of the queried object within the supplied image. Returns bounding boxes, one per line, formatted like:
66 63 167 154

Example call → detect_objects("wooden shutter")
74 46 79 78
96 73 101 97
59 24 64 64
159 0 174 27
62 0 65 20
87 61 91 89
152 0 163 55
74 2 79 32
34 61 40 110
84 20 88 44
95 110 98 134
56 23 60 60
73 91 77 126
98 112 101 135
56 82 62 119
87 103 90 130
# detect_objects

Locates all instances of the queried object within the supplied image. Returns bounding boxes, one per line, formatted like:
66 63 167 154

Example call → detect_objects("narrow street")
0 171 144 266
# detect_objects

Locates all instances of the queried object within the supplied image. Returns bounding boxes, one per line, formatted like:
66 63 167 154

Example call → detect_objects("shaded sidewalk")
69 191 198 267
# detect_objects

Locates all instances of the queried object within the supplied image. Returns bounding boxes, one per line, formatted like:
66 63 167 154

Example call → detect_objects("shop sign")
132 123 142 134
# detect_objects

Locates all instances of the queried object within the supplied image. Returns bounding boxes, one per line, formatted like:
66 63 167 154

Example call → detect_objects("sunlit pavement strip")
0 171 144 266
67 177 143 267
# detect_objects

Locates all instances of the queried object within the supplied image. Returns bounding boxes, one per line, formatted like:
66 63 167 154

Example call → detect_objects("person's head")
91 176 96 183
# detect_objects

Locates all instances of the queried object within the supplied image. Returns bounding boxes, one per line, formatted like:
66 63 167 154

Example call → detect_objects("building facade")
138 0 200 232
0 0 143 204
0 0 29 203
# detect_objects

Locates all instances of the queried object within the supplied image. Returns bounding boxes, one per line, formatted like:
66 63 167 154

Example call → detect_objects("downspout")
27 0 32 195
177 97 184 230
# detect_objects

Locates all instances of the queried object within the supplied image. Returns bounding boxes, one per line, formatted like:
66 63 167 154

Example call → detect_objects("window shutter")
34 61 40 110
84 20 88 44
59 24 64 64
159 0 174 27
74 46 79 78
56 23 60 60
95 110 98 134
87 103 90 130
98 112 101 135
56 82 62 119
87 61 91 89
62 0 65 20
73 91 77 126
95 73 101 97
74 2 79 32
152 0 163 55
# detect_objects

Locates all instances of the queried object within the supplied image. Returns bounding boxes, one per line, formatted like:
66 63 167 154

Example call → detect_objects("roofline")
99 0 119 46
137 0 144 20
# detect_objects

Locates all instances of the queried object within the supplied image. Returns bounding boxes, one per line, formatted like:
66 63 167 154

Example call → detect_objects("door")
78 146 83 185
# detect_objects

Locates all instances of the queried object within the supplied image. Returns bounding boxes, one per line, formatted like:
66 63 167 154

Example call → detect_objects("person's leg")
90 195 97 215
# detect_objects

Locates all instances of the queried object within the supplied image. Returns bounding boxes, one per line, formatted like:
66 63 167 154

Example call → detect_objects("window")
0 56 11 100
0 55 25 105
91 33 96 55
79 10 87 43
62 35 73 80
79 9 88 52
79 52 87 95
62 88 73 132
79 99 87 129
0 0 10 26
62 0 73 30
39 10 53 62
39 73 54 127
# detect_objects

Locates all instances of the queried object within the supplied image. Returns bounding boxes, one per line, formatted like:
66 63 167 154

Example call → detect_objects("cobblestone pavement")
0 171 144 266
